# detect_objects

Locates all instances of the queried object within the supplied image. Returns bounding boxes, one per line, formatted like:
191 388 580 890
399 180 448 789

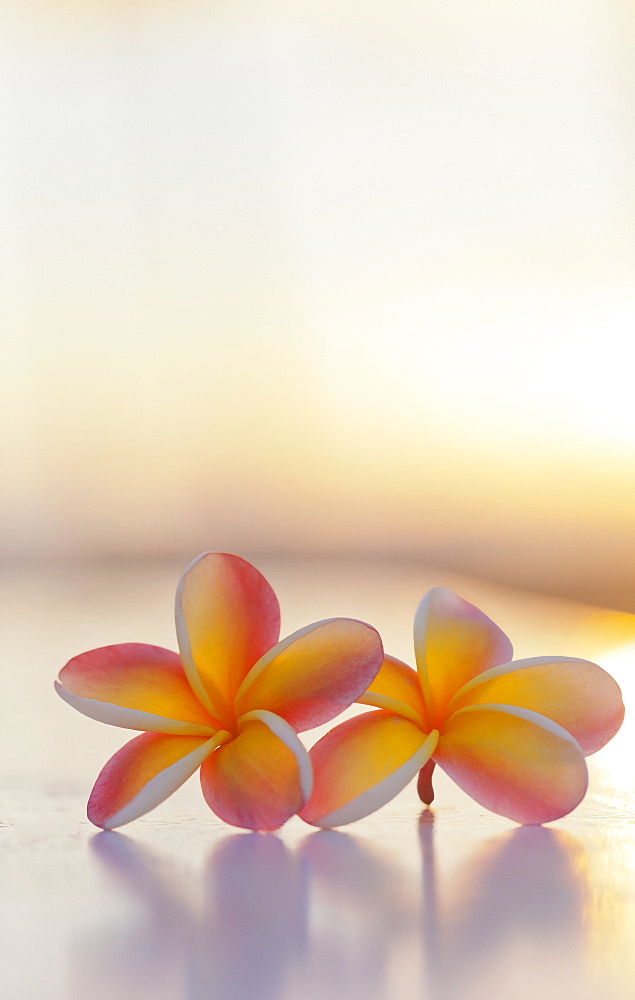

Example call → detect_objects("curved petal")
87 731 227 829
234 618 383 732
175 552 281 721
200 712 310 830
56 643 218 735
414 587 513 727
299 711 438 828
357 654 427 727
449 656 624 755
435 704 588 824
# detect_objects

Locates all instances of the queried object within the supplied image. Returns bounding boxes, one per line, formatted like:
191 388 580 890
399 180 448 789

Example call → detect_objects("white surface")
2 558 635 999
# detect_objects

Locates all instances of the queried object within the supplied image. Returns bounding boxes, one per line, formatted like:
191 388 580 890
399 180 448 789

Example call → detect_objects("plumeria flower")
300 587 624 827
55 553 383 831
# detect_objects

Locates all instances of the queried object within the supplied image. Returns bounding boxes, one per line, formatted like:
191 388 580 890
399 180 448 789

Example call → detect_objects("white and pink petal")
414 587 513 726
175 552 281 721
56 643 218 735
88 731 227 829
357 654 427 726
448 656 624 755
200 710 311 831
435 704 588 825
299 711 438 828
234 618 383 732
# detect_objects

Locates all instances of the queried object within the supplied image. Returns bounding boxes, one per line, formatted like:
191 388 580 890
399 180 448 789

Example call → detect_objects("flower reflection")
420 818 590 1000
193 835 309 1000
78 832 308 1000
75 834 196 998
70 819 592 1000
298 832 416 1000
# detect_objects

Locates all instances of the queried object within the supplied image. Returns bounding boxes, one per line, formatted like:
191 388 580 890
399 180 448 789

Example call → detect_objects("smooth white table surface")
2 558 634 1000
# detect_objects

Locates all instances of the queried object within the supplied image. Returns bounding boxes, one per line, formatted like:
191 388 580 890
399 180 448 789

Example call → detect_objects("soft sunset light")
4 6 635 1000
2 0 634 610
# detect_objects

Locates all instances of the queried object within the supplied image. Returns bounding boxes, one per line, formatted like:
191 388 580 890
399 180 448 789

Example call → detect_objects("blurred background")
2 0 634 611
3 14 635 996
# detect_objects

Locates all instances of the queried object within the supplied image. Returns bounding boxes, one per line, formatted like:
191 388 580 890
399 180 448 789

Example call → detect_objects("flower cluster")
55 553 624 831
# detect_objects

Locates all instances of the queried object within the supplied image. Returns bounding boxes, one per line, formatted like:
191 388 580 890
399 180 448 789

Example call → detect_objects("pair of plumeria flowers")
55 552 624 831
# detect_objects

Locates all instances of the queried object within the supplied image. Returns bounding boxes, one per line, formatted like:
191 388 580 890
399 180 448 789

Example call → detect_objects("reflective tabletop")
2 558 634 1000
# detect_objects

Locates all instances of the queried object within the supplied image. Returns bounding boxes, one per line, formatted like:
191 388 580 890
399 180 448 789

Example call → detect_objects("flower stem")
417 759 436 805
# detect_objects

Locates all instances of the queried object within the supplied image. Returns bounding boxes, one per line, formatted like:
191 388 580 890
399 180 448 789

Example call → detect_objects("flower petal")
449 656 624 755
234 619 383 731
87 732 226 829
299 711 438 828
414 587 513 726
435 704 588 824
357 654 427 726
200 711 310 830
175 552 281 721
56 643 218 735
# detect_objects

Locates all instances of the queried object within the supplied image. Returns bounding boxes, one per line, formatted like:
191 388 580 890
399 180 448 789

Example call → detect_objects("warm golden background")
2 0 634 610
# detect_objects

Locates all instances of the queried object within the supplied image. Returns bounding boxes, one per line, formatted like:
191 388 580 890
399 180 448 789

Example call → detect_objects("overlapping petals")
235 618 386 731
56 552 383 831
200 713 311 831
448 656 624 755
300 586 624 827
435 706 588 825
301 712 438 828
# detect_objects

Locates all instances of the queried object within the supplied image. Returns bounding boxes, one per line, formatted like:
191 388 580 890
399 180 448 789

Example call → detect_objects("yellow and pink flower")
55 552 383 831
300 587 624 827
